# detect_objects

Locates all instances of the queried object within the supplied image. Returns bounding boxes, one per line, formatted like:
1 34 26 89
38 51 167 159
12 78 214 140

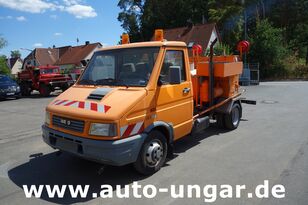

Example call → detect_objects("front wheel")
134 130 168 175
61 83 69 92
224 103 242 130
39 84 51 97
20 82 31 96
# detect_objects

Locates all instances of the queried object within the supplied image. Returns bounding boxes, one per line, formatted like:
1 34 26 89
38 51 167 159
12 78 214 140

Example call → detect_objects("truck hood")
47 86 146 121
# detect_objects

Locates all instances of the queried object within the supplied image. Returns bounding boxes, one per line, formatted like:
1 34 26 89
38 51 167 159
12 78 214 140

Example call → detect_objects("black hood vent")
87 94 104 100
87 88 114 101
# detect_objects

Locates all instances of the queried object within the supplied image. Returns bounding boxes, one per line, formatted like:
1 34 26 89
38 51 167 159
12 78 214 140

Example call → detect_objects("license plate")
6 93 14 96
57 138 78 152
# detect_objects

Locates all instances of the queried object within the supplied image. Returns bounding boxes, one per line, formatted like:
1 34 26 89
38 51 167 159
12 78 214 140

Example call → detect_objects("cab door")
155 48 194 140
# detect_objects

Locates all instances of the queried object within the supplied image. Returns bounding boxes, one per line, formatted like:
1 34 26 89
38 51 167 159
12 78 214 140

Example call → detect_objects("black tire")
216 113 225 128
20 82 31 96
39 84 51 97
134 130 168 175
224 103 242 130
61 83 69 92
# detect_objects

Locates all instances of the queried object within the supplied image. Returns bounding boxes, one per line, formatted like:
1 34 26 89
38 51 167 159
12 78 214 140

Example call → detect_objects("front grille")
52 115 85 132
0 86 16 93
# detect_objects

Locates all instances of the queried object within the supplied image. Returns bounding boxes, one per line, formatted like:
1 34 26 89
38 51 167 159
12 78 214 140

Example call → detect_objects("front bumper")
49 80 74 86
0 91 21 98
42 125 146 166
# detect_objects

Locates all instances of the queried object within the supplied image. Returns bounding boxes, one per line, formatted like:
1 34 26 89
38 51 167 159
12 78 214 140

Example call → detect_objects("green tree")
248 19 288 78
117 0 308 79
269 0 308 64
0 55 10 75
117 0 143 42
10 50 21 58
0 36 10 75
118 0 210 41
140 0 209 40
0 36 7 49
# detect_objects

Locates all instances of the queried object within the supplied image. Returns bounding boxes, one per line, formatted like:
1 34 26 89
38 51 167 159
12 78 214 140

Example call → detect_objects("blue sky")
0 0 124 58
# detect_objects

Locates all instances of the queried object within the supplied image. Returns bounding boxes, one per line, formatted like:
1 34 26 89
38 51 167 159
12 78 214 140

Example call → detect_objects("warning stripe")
131 122 144 136
121 121 144 137
51 99 111 113
91 103 97 112
78 101 85 109
104 105 111 113
122 124 135 138
52 99 60 105
56 100 67 105
64 100 77 106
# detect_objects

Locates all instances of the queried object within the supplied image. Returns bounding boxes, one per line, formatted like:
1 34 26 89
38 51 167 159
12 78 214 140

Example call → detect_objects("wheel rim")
232 107 240 126
145 139 164 167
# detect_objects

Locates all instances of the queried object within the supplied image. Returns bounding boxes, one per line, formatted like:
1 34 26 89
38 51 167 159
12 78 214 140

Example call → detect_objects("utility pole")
20 48 35 68
242 0 247 67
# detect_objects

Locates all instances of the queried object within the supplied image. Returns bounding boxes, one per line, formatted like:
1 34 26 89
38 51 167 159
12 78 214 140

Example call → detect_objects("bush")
248 19 288 79
264 63 290 79
292 65 308 78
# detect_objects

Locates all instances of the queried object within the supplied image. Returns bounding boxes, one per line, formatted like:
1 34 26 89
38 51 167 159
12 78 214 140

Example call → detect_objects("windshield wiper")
78 79 96 85
95 78 116 85
117 83 129 88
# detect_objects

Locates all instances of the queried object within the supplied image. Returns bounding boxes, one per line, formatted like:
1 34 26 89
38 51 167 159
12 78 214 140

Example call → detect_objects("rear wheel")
134 130 167 175
224 103 242 130
216 113 225 128
20 82 31 96
39 84 51 97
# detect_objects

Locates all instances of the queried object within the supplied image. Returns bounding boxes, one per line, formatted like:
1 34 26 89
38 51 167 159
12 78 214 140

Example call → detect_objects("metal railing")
240 63 260 85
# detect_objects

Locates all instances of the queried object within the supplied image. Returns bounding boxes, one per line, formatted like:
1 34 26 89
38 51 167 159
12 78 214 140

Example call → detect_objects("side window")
159 50 186 85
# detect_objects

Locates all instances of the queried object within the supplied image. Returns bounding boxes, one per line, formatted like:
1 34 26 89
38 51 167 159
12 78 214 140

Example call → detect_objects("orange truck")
42 30 255 175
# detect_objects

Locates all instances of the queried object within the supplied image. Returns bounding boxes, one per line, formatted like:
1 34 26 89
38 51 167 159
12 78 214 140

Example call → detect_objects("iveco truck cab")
42 30 252 175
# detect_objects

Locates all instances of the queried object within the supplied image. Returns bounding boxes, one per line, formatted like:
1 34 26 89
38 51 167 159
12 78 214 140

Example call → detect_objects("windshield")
0 76 13 84
78 47 160 87
40 68 59 74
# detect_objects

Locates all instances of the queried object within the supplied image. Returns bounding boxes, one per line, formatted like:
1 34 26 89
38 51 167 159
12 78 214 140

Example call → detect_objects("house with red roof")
153 23 221 54
55 42 102 71
22 41 102 73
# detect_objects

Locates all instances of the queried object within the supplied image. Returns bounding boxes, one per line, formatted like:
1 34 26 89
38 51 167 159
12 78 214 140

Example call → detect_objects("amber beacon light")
154 29 164 41
121 33 130 44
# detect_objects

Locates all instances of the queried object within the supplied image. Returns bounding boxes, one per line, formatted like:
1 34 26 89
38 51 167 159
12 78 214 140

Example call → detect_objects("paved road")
0 82 307 205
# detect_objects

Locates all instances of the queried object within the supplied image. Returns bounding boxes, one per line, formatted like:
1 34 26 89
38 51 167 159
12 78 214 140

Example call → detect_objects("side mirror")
157 75 163 86
169 66 181 84
80 60 88 67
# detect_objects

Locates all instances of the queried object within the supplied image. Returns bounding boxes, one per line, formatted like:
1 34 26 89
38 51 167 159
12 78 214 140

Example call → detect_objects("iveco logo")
60 119 71 126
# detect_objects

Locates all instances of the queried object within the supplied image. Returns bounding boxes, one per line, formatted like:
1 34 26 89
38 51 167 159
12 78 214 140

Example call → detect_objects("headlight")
45 112 50 125
16 86 20 92
89 123 117 136
9 86 16 91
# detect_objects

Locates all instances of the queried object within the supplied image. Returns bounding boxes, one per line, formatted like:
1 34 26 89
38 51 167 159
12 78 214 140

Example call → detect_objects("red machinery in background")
17 65 73 97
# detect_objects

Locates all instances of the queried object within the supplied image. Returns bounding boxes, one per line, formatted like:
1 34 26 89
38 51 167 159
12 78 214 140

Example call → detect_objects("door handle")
183 87 191 93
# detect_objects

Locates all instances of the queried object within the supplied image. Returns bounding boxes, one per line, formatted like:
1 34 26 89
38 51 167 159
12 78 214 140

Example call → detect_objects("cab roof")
97 41 187 51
